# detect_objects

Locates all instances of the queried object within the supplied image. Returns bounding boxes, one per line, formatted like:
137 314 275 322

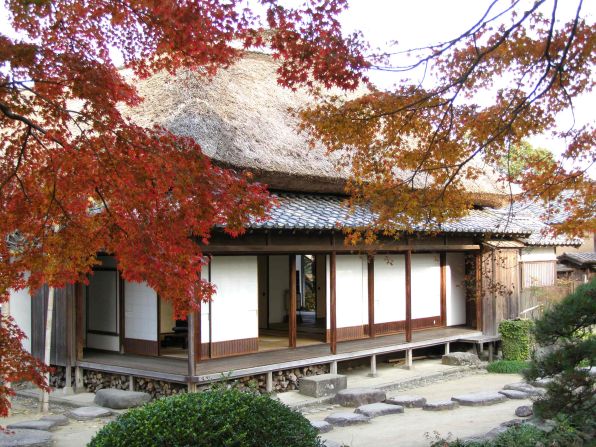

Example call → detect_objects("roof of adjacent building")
558 252 596 267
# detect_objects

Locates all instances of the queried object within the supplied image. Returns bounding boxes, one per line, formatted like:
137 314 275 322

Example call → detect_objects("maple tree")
301 0 595 240
0 0 367 416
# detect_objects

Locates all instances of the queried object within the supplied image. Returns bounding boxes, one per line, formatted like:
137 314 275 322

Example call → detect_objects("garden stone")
385 395 426 408
323 441 342 447
6 420 59 431
335 388 386 407
324 412 370 426
451 391 507 406
422 400 459 411
532 377 553 387
503 382 545 396
0 429 52 447
66 406 112 421
299 374 347 398
515 405 533 417
39 414 69 426
441 352 481 366
94 388 151 409
354 402 404 418
498 389 530 399
311 420 333 434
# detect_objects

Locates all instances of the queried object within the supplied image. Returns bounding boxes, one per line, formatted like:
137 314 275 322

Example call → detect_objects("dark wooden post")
330 252 337 354
289 255 297 348
405 250 412 343
367 255 375 338
440 252 447 326
187 312 196 391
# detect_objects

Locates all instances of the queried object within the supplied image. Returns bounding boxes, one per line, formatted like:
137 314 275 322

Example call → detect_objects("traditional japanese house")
6 52 580 393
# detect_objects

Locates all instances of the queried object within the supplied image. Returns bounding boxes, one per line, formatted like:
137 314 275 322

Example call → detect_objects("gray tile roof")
250 192 532 235
558 252 596 267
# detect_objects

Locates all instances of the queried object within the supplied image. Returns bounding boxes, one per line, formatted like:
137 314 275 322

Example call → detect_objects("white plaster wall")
200 266 210 344
210 256 258 342
374 255 406 324
336 255 368 328
521 246 557 262
268 255 290 324
124 281 157 341
411 253 441 318
87 333 119 351
446 253 466 326
9 287 32 352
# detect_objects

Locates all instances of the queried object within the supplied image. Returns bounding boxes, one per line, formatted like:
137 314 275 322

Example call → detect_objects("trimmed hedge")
88 388 324 447
486 360 530 374
498 319 534 361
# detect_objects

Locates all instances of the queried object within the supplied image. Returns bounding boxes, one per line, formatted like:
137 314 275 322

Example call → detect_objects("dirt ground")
2 371 527 447
309 372 530 447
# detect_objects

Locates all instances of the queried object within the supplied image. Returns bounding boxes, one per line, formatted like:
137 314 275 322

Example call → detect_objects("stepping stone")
39 414 69 426
94 388 151 409
66 406 112 421
354 402 404 418
385 395 426 408
299 374 347 398
499 389 530 399
423 400 459 411
503 382 545 396
515 405 533 417
311 420 333 434
441 352 481 366
335 388 386 407
451 391 507 406
0 429 52 447
324 412 370 427
532 377 553 388
323 441 341 447
6 420 59 432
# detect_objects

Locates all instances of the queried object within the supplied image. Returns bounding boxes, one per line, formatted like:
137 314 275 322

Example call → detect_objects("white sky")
1 0 594 158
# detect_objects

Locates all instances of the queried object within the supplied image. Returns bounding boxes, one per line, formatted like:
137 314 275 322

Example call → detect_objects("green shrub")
88 388 324 447
486 360 529 374
498 319 534 361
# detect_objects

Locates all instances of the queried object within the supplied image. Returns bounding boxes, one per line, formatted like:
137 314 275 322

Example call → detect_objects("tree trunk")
40 287 54 413
1 298 12 415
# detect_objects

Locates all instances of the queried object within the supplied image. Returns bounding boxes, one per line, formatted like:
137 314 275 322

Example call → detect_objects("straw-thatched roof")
124 52 513 203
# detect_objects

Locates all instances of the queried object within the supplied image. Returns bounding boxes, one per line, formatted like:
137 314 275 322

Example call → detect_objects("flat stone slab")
532 377 553 388
385 395 427 408
355 402 404 418
299 373 347 398
94 388 151 409
441 352 481 366
423 400 459 411
39 414 69 426
6 420 59 432
515 405 533 417
503 382 546 396
66 406 112 421
323 441 342 447
499 389 530 399
0 429 52 447
451 391 507 406
311 420 333 433
324 412 370 426
335 388 386 407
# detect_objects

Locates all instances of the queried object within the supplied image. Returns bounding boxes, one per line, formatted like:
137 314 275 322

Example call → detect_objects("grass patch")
486 360 530 374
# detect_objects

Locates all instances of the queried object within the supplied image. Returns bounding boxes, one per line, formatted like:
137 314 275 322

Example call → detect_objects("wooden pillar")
330 360 338 374
367 255 375 338
74 367 84 391
330 252 337 354
445 342 450 355
404 348 413 370
405 250 412 343
475 252 483 332
369 354 377 377
129 375 135 391
266 371 273 392
440 252 447 326
187 312 196 392
289 255 297 348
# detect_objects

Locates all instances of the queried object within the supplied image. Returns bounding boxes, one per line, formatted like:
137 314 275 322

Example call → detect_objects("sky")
1 0 594 157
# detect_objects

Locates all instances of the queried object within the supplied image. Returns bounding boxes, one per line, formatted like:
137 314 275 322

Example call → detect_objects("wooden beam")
203 244 481 255
475 252 483 332
368 255 375 338
405 250 412 343
440 252 447 326
330 252 337 354
187 312 196 390
289 255 297 348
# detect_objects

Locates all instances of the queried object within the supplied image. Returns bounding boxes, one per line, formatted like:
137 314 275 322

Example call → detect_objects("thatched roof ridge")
124 51 513 201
